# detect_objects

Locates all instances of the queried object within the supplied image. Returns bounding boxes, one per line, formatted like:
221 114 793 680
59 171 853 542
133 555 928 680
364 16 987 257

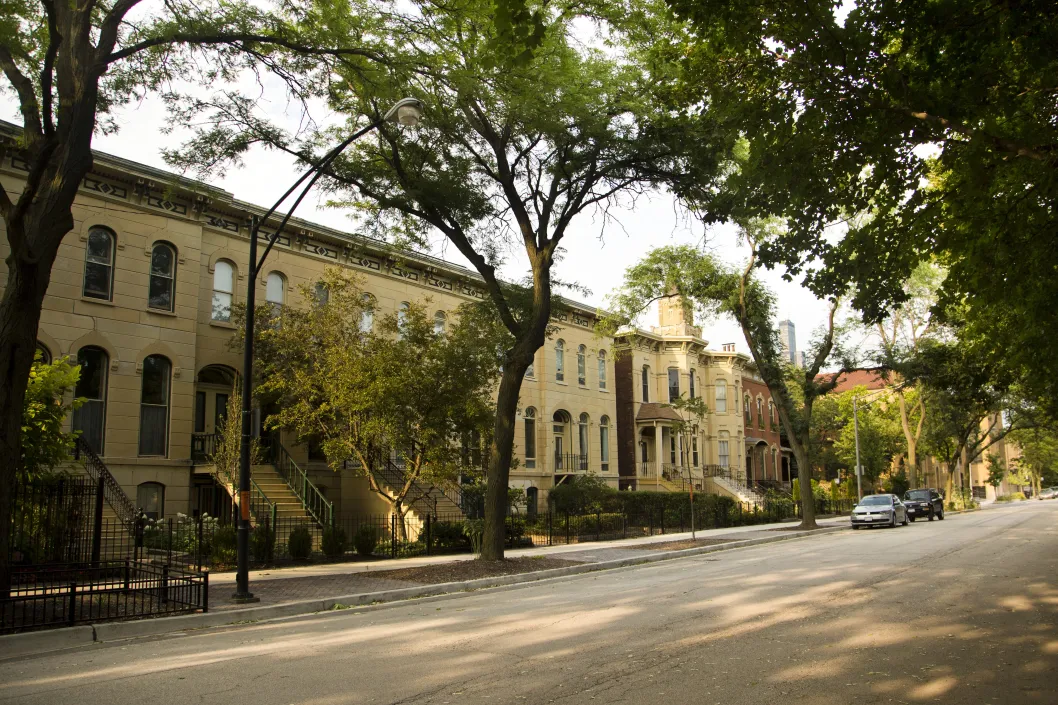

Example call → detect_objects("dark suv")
903 488 945 522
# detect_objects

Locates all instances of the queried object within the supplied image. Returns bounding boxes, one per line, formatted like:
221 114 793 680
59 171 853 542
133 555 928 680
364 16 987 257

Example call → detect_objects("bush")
996 492 1026 502
288 525 313 559
431 520 469 549
321 526 348 558
250 524 275 561
548 474 616 513
353 525 378 556
211 525 237 564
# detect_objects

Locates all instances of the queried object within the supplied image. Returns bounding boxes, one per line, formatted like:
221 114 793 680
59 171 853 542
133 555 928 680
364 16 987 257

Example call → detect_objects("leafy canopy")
21 351 81 480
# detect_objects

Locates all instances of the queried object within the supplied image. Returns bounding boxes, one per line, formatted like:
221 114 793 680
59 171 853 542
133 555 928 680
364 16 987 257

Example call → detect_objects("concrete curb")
1 525 846 659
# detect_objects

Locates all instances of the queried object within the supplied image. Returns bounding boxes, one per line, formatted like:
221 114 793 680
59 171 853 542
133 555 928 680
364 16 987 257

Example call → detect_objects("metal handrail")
274 441 334 527
190 432 219 465
554 452 589 472
248 478 275 524
73 436 137 532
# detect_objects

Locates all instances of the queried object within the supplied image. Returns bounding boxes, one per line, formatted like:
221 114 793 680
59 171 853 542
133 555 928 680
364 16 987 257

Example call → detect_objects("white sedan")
851 494 909 528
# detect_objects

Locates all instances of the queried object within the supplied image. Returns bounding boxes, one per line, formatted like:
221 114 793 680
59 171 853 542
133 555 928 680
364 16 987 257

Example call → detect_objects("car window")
905 490 930 501
859 495 892 506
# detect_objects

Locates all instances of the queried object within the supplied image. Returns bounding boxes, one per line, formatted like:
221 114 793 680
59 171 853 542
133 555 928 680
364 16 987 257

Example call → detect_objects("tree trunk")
898 395 919 489
480 358 530 560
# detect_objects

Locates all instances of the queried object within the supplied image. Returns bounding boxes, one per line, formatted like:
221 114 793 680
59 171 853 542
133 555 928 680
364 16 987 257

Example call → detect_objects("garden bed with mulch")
371 556 584 584
614 537 736 551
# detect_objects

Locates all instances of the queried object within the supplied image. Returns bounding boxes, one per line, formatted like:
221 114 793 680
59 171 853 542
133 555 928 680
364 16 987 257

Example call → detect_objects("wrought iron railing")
554 452 588 472
273 441 334 527
248 478 275 525
73 436 137 532
190 432 219 465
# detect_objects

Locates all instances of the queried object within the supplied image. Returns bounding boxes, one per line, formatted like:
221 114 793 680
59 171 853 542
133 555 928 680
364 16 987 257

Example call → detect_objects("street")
2 502 1056 705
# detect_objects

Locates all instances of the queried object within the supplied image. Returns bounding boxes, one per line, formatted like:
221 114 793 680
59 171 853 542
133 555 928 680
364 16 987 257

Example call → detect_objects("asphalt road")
2 502 1056 705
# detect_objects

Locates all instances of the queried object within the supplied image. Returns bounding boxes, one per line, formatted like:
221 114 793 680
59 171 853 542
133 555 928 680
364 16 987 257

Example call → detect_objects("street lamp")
232 97 423 602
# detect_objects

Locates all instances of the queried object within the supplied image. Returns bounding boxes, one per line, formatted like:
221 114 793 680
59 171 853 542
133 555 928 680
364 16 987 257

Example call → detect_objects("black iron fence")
1 560 208 634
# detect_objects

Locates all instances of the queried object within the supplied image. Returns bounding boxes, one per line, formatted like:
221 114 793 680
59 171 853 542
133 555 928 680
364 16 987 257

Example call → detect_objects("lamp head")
384 98 424 127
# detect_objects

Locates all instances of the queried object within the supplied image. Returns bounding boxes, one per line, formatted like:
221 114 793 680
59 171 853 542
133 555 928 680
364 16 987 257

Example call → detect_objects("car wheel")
938 511 945 520
890 515 897 528
928 511 935 521
902 513 909 526
909 515 916 522
852 525 860 530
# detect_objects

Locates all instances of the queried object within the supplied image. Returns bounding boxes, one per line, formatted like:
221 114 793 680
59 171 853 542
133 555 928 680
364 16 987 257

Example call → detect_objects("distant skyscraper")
796 351 805 369
778 319 797 365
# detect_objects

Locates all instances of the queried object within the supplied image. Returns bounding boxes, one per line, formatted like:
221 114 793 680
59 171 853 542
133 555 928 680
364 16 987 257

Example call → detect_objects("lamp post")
232 98 423 602
853 396 863 501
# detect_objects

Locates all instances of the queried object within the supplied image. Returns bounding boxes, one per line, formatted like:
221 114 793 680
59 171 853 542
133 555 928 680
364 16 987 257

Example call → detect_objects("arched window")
212 260 235 322
692 433 700 467
715 379 727 413
642 365 650 402
397 302 410 338
525 352 535 379
137 482 165 521
772 447 779 479
578 413 589 468
265 271 286 306
360 294 374 332
599 415 610 471
767 400 775 429
718 431 730 468
577 345 587 385
35 342 52 364
72 346 109 454
83 226 115 300
148 242 176 311
597 350 607 390
553 410 571 469
744 394 752 423
524 407 536 469
689 370 696 399
139 355 171 456
433 311 447 335
313 281 329 306
756 397 764 429
555 340 565 382
668 368 680 402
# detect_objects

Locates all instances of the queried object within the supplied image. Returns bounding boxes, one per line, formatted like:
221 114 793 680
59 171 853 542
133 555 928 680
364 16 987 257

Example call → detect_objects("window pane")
141 356 171 405
137 483 164 520
215 393 229 430
75 347 108 399
668 369 679 402
151 245 173 276
213 261 233 293
600 425 609 463
525 418 536 459
266 273 285 304
139 405 169 456
72 400 106 455
86 229 113 262
83 262 111 298
194 392 206 433
212 291 232 322
148 273 173 310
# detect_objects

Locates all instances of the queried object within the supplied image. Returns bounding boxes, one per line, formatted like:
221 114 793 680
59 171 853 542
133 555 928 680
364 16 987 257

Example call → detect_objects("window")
578 413 589 465
768 400 775 429
689 370 696 399
35 342 51 364
598 350 607 390
525 353 535 378
83 227 115 300
744 394 752 423
600 416 610 471
433 311 447 335
360 294 374 332
668 368 680 402
715 379 727 413
137 482 165 521
555 340 565 382
524 407 536 469
670 435 677 464
397 302 410 337
692 436 699 467
212 260 234 322
194 391 206 433
577 345 587 385
314 281 329 306
642 366 650 402
139 355 171 456
719 434 730 468
215 393 229 431
72 346 108 454
772 448 778 477
756 397 764 429
640 441 648 463
148 242 176 311
265 271 286 306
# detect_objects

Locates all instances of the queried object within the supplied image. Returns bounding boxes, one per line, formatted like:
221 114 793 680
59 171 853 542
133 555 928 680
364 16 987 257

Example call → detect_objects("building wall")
739 376 783 483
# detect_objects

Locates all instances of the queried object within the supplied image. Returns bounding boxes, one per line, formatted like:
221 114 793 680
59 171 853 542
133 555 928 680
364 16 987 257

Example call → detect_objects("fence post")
91 476 105 565
425 514 432 556
565 512 570 544
160 564 169 604
649 508 654 536
660 507 665 535
680 505 685 534
596 511 601 542
68 581 77 626
124 558 130 592
196 518 204 572
203 571 209 613
167 518 173 566
547 508 553 546
391 514 397 559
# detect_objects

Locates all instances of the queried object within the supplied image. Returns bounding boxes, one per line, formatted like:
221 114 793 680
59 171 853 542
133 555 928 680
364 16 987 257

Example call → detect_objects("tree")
174 0 717 558
832 387 903 492
0 0 383 588
21 351 81 481
252 269 503 537
986 453 1007 499
208 385 258 498
1009 427 1058 496
659 0 1058 417
604 238 857 529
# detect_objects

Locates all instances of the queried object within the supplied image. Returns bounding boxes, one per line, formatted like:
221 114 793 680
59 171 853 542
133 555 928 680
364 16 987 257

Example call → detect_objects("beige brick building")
2 133 762 522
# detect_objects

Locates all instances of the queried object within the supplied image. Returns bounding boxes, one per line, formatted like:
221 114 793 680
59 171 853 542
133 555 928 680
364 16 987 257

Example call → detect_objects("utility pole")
853 397 863 501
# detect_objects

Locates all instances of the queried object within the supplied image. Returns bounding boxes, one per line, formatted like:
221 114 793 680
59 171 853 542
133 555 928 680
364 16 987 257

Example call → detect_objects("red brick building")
740 373 788 488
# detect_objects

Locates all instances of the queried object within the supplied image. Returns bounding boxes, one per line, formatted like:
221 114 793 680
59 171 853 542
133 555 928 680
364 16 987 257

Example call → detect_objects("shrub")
321 526 348 558
431 520 469 549
288 525 313 559
353 525 378 556
211 525 237 564
548 474 616 513
996 492 1026 502
250 524 275 561
462 518 485 554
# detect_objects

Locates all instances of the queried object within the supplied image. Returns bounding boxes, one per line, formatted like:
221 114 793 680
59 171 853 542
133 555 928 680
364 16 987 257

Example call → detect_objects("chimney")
722 343 736 352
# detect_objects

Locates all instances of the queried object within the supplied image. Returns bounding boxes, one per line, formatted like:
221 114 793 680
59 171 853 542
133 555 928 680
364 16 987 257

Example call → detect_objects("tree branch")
38 0 60 137
0 44 43 140
102 33 384 67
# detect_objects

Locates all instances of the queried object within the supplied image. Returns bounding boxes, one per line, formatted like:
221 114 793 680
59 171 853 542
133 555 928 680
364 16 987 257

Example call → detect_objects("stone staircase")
706 474 765 506
251 464 320 521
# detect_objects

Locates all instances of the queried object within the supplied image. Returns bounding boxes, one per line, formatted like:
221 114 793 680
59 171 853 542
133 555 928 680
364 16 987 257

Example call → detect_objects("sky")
2 73 835 362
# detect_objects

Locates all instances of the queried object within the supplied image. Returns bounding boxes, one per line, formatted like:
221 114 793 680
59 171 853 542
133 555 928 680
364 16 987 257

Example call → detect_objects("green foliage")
321 527 348 558
211 525 237 564
431 521 471 550
986 454 1008 491
463 519 486 555
352 526 378 557
996 492 1026 503
548 475 616 514
250 524 276 562
1010 426 1058 491
287 525 313 559
832 387 904 485
208 386 258 491
21 352 82 481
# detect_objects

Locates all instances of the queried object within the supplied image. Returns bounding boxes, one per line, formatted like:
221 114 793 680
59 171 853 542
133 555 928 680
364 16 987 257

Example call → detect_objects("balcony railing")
554 453 588 473
191 433 219 465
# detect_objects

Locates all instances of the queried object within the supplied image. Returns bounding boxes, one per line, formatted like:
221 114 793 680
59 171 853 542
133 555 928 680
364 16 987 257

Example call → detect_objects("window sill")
555 380 568 386
209 320 237 330
146 307 178 318
80 296 115 307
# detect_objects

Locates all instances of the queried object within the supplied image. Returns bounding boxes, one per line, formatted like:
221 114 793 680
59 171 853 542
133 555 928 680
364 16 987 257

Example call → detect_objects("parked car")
903 488 945 522
851 494 908 529
1038 487 1058 500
